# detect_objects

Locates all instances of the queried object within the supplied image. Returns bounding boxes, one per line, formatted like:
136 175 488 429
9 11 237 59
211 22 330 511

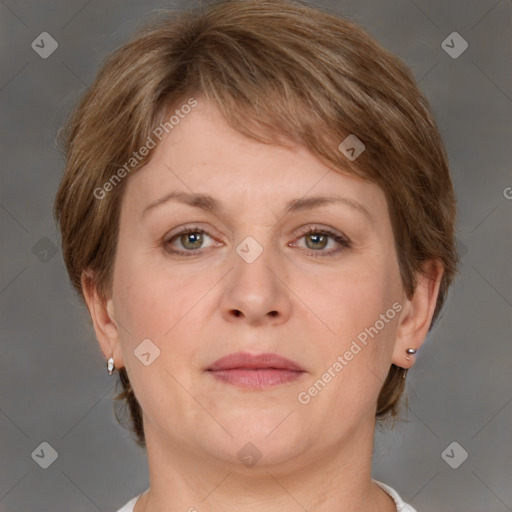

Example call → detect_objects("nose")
219 239 292 327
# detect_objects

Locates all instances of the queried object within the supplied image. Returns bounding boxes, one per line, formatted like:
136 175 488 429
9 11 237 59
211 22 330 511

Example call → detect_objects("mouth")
206 352 306 390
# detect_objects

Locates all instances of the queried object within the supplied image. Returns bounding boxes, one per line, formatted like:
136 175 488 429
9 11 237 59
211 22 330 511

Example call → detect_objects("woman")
53 1 459 510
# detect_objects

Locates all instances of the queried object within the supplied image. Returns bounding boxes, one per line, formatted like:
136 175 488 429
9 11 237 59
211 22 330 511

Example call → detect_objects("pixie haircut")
54 0 459 448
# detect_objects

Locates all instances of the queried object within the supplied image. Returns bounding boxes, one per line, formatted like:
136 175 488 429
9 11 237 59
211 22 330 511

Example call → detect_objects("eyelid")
293 224 349 241
163 223 221 242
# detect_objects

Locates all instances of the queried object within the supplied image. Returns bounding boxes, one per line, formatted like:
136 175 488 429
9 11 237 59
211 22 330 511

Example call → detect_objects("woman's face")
107 99 407 467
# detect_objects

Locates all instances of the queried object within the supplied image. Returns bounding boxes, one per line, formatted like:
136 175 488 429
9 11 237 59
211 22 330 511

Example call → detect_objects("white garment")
373 480 418 512
115 480 417 511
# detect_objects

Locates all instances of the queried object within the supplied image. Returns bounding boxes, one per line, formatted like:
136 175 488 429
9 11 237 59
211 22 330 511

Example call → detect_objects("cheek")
113 256 215 369
303 254 400 381
304 273 399 421
111 261 205 409
113 251 184 331
315 263 389 333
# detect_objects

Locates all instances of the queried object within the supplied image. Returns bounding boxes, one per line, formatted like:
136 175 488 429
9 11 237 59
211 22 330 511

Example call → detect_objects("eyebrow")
140 191 372 223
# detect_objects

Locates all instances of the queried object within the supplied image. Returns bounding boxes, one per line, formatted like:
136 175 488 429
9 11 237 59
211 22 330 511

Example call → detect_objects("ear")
81 269 125 370
392 259 444 369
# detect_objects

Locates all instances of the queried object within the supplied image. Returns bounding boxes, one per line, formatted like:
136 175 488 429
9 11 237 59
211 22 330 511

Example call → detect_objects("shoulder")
115 487 149 512
115 494 141 512
373 480 418 512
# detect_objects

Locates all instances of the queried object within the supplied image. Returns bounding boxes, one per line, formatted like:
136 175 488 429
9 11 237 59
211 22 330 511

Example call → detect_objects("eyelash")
164 225 351 258
297 227 351 257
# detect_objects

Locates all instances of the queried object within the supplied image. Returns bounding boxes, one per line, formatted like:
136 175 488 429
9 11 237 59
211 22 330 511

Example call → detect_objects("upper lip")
207 352 305 372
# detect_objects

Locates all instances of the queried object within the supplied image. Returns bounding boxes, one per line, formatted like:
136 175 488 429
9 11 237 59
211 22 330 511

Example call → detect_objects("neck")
134 416 396 512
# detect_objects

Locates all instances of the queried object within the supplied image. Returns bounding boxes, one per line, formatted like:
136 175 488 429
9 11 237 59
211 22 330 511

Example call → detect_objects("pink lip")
207 352 306 390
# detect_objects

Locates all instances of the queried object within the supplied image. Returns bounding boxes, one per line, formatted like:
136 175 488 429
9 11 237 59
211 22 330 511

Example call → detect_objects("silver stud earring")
107 356 115 376
405 348 417 361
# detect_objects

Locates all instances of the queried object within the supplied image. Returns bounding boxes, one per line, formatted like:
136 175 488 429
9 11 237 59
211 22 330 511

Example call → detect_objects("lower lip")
207 368 305 389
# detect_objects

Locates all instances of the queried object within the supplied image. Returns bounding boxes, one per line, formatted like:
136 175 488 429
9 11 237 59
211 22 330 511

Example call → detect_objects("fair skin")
83 98 443 512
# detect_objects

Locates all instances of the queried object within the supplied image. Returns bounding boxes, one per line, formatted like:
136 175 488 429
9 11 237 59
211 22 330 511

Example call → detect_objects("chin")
217 418 308 462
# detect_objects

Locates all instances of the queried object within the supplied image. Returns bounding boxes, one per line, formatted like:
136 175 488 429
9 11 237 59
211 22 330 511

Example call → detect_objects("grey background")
1 0 511 511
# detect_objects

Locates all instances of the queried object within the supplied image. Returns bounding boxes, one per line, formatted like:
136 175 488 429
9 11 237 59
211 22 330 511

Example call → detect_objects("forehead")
120 100 388 223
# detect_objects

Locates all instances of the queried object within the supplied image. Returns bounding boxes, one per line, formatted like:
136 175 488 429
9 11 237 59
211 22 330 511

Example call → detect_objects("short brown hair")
54 0 459 448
